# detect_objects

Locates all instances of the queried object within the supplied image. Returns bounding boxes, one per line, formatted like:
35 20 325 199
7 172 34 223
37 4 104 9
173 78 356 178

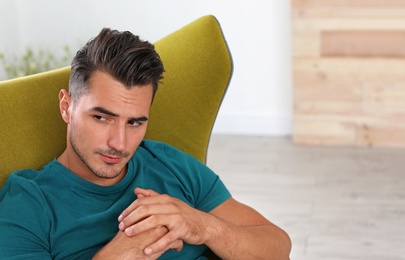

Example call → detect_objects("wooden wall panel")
292 0 405 19
292 1 405 147
292 0 405 9
292 19 405 58
321 31 405 57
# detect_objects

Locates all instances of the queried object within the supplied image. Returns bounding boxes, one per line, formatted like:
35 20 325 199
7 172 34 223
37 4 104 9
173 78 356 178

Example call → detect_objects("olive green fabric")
147 15 233 163
0 15 233 187
0 67 70 188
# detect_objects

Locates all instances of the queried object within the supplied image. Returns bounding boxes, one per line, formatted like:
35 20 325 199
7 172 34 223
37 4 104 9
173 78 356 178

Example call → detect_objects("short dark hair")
68 27 164 103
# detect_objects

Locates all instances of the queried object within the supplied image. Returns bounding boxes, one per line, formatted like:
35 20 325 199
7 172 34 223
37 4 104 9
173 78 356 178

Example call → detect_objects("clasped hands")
117 187 211 257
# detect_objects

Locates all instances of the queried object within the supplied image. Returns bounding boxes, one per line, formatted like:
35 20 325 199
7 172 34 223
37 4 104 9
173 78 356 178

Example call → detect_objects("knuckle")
175 239 184 250
136 204 151 218
148 214 160 225
160 194 171 202
162 233 176 246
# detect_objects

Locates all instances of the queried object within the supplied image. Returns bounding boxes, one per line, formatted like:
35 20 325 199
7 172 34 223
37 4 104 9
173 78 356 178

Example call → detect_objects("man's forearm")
204 215 291 260
92 227 169 260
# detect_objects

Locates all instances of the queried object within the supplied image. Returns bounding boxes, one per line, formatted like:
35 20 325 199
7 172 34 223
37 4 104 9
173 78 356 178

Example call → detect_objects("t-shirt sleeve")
193 167 232 212
143 140 232 213
0 173 52 259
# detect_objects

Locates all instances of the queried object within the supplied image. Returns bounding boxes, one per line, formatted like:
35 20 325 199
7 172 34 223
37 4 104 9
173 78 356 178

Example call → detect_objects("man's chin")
94 163 127 180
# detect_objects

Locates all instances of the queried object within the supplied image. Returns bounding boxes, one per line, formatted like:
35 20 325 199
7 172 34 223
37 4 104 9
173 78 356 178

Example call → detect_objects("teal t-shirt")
0 140 231 259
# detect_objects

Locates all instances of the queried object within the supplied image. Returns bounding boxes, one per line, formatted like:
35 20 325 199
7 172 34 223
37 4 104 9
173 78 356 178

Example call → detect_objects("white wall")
0 0 292 136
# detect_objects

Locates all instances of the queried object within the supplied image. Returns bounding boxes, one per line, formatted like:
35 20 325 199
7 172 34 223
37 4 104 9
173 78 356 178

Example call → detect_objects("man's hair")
68 27 164 103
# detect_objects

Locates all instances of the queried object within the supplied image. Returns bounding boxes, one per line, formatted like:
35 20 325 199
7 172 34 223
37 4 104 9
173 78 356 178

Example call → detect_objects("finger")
118 199 141 223
146 238 183 258
144 231 181 256
118 188 161 222
120 194 179 231
148 238 183 257
140 226 171 259
135 187 160 197
122 205 181 236
170 239 184 252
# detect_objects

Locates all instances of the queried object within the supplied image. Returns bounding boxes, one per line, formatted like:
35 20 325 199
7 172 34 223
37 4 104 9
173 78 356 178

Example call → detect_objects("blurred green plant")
0 45 73 80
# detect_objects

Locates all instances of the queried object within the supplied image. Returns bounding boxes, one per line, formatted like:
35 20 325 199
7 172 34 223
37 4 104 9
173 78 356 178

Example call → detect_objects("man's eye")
94 115 107 121
128 120 141 126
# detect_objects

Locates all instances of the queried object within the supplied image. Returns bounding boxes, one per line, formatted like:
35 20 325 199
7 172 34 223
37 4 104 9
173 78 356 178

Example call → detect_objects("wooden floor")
207 135 405 260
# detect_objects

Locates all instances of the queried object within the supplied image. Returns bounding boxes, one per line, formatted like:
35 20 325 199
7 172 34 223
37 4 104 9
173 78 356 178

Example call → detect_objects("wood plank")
292 8 405 19
292 18 405 32
291 31 320 57
292 0 405 9
362 84 405 115
321 30 405 58
293 58 405 86
292 19 405 57
294 59 405 116
355 122 405 147
294 95 363 116
293 117 357 145
293 115 405 147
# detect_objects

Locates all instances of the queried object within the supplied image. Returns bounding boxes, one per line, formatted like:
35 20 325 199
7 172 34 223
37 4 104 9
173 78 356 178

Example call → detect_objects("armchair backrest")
0 15 233 187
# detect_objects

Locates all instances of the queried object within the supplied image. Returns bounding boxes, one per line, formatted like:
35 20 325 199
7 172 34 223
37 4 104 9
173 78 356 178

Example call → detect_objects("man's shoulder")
1 160 57 192
4 168 41 186
139 139 189 158
136 140 211 178
0 169 43 205
140 139 179 151
138 140 205 168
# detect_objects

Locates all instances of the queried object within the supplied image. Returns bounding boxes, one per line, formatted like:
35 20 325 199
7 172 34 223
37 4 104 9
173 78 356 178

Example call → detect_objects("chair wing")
0 67 70 187
146 15 233 163
0 15 233 187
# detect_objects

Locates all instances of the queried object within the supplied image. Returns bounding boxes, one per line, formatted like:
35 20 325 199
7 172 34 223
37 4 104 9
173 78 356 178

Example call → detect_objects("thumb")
134 187 160 198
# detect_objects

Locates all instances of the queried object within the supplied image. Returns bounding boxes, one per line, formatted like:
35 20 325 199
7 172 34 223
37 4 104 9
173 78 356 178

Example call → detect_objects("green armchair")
0 15 233 187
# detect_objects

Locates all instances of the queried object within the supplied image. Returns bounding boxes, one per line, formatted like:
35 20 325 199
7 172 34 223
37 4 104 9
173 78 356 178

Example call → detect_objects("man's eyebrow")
92 107 119 117
92 107 148 122
130 116 149 122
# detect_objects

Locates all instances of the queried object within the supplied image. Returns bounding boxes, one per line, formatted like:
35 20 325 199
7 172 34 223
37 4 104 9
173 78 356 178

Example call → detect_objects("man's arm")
92 227 183 260
203 197 291 260
119 188 291 260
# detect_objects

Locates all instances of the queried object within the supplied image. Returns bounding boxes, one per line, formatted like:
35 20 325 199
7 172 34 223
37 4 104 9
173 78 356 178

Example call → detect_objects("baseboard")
212 114 292 136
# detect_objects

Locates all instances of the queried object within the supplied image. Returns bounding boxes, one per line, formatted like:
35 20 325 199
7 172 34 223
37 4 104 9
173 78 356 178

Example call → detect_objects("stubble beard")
69 125 129 180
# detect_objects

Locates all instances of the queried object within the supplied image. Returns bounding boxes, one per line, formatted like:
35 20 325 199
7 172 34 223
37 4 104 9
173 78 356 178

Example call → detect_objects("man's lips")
100 154 123 164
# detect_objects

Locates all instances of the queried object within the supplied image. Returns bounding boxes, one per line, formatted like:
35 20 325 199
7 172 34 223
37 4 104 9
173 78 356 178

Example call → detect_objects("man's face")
61 71 153 186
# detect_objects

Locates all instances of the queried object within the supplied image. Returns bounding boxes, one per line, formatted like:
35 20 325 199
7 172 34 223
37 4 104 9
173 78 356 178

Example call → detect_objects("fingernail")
118 222 125 230
125 227 133 235
118 214 123 222
145 247 153 255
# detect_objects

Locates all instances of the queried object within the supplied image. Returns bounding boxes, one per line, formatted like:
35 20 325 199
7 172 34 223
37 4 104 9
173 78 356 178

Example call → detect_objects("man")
0 28 291 259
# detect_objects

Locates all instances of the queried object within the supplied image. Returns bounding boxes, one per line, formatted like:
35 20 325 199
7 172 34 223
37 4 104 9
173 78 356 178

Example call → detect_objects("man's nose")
107 124 127 152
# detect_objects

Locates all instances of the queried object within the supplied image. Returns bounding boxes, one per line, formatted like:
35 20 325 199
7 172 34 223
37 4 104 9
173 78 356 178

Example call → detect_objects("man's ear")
59 89 71 124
